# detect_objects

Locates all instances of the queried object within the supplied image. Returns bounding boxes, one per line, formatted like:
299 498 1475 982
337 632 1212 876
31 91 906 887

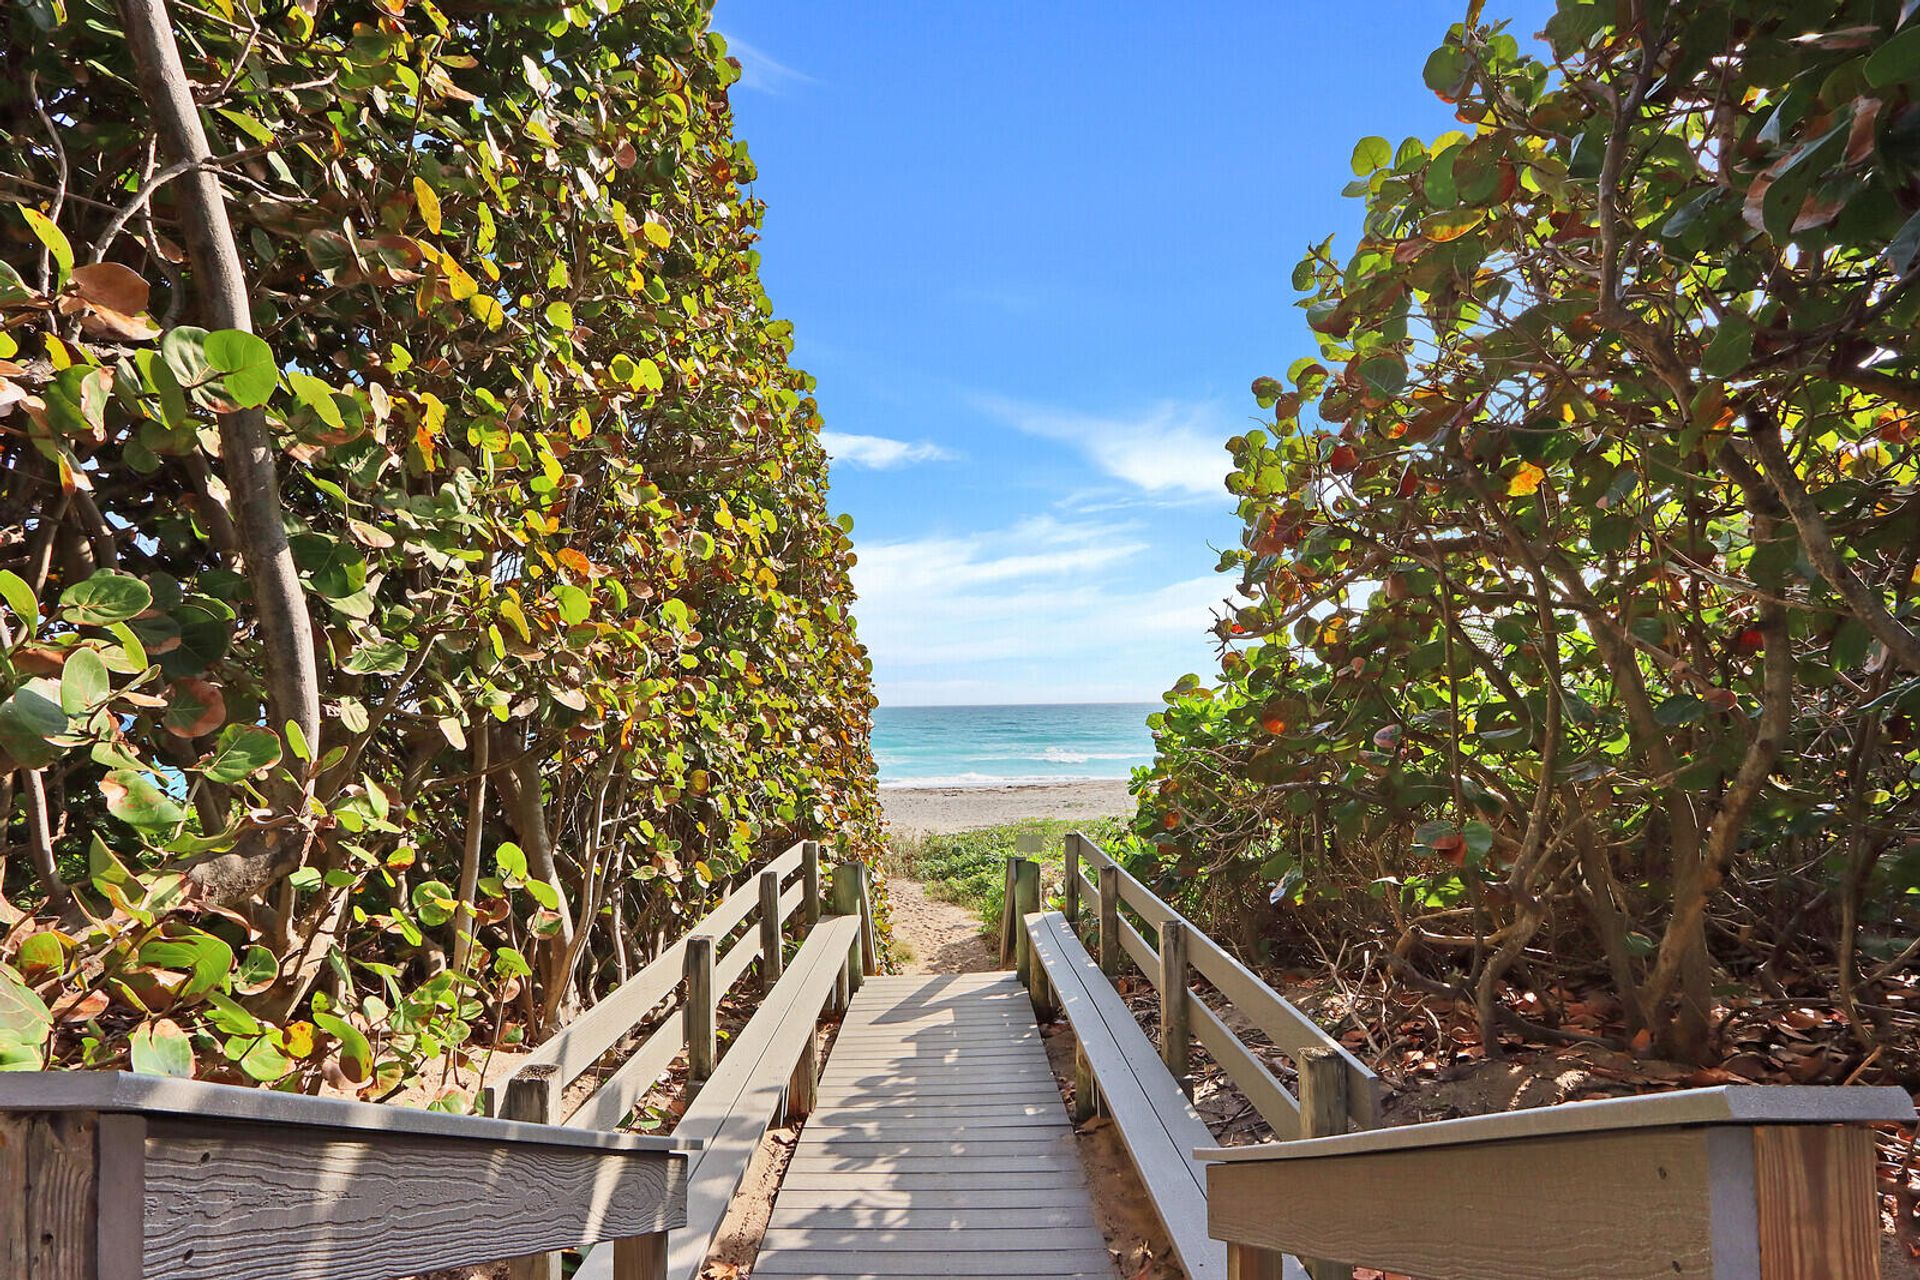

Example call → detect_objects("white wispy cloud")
717 33 817 95
973 394 1236 498
850 515 1236 704
820 432 955 470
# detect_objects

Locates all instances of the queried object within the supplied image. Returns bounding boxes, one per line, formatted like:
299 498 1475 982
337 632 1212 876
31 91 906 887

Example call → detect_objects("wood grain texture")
759 869 786 992
686 934 716 1085
140 1117 685 1280
27 1111 95 1280
1097 865 1121 977
1752 1125 1880 1280
752 972 1105 1280
1208 1126 1720 1279
1 1114 30 1279
501 1067 563 1280
612 1230 668 1280
1159 919 1191 1093
802 840 821 926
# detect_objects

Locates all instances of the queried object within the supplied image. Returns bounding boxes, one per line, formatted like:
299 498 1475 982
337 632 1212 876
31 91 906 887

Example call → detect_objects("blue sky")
714 2 1553 707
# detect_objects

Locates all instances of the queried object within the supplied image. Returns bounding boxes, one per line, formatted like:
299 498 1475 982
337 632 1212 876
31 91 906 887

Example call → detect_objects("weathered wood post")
612 1233 670 1280
758 868 784 993
1071 1042 1100 1124
829 862 865 996
856 861 879 975
1010 858 1041 988
686 934 716 1086
1159 919 1192 1097
1063 832 1083 923
997 855 1019 965
501 1064 563 1280
787 1031 820 1123
1296 1048 1349 1280
1098 864 1121 977
801 838 821 925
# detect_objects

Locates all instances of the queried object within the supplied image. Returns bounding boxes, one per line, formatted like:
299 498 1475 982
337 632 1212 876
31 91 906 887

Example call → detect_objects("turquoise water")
873 703 1157 787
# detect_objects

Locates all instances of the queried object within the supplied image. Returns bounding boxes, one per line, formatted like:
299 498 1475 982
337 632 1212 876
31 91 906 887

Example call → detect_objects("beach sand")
880 778 1134 835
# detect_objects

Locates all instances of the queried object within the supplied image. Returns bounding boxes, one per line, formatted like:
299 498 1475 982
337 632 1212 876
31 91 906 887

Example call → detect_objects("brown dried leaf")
69 261 150 316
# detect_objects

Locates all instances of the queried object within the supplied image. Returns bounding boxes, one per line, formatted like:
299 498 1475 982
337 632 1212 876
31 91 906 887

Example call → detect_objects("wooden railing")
1202 1084 1915 1280
0 1071 690 1280
486 838 840 1131
1050 831 1379 1137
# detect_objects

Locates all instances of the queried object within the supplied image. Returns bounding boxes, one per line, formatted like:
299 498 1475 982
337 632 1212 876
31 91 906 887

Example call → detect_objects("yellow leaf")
470 294 503 330
642 221 671 250
1507 461 1547 496
413 177 442 235
441 256 477 301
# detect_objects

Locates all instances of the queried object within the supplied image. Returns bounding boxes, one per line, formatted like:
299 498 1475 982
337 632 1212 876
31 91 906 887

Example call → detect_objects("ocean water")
873 703 1158 788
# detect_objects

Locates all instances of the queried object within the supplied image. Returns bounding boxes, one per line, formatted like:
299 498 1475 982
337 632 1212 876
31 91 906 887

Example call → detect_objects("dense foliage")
0 0 877 1092
1137 0 1920 1063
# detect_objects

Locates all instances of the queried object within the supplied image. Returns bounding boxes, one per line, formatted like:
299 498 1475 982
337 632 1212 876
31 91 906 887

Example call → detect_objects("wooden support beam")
787 1029 820 1123
1070 1041 1098 1125
759 868 785 993
686 935 716 1086
828 863 865 995
856 862 878 975
1295 1048 1347 1280
612 1232 668 1280
1228 1242 1292 1280
1063 833 1082 923
1097 865 1121 977
501 1064 563 1280
1011 859 1041 988
801 839 821 925
1159 919 1191 1097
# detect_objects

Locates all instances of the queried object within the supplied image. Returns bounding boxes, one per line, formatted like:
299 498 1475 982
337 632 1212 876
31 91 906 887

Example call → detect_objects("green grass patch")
889 816 1133 937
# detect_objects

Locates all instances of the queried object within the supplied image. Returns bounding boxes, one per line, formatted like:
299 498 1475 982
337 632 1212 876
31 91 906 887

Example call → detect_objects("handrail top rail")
1198 1083 1914 1164
0 1070 699 1152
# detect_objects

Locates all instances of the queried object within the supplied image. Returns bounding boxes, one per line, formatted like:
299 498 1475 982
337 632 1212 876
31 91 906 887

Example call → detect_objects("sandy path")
886 875 997 974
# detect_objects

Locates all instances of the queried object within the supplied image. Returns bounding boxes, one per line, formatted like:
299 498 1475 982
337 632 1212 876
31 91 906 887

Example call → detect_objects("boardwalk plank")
754 972 1108 1279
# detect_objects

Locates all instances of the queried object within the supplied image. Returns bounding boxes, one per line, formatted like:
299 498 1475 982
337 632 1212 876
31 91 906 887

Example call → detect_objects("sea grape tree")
0 0 877 1088
1138 0 1920 1062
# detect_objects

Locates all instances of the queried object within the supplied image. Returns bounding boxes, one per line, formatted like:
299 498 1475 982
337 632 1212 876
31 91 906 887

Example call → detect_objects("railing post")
758 868 784 993
1097 864 1120 977
998 855 1019 965
686 934 715 1086
1011 858 1040 987
1298 1047 1349 1280
612 1232 669 1280
856 861 879 975
1159 919 1192 1097
829 862 865 996
1071 1042 1099 1124
801 839 821 925
501 1064 562 1280
787 1029 820 1122
1063 832 1081 923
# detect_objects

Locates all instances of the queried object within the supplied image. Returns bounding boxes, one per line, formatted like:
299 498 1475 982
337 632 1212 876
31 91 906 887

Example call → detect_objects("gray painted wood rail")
0 1072 693 1280
1201 1084 1915 1280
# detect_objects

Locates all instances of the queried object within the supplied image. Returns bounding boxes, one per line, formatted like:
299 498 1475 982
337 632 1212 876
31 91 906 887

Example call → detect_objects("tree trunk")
117 0 322 907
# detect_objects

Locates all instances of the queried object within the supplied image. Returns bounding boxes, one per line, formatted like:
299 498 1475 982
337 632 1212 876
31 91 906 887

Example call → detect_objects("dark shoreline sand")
879 778 1134 836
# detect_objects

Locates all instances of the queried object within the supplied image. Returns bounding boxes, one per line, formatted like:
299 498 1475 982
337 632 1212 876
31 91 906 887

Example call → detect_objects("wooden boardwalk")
753 972 1113 1279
